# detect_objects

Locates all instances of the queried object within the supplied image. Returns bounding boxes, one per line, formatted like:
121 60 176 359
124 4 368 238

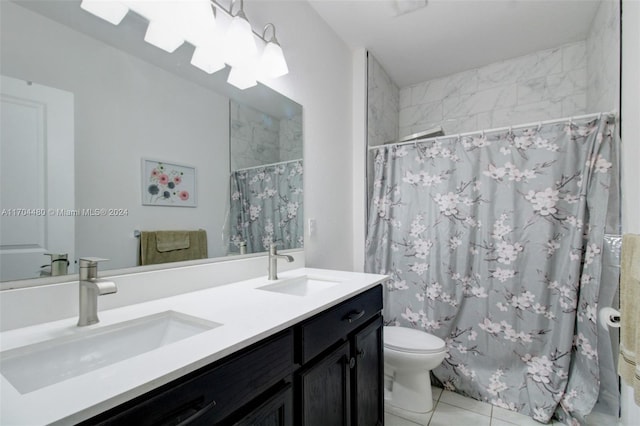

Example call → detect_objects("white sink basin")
257 275 341 296
0 311 221 394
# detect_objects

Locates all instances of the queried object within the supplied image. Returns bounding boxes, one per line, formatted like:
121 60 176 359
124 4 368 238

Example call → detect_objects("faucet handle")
79 257 109 267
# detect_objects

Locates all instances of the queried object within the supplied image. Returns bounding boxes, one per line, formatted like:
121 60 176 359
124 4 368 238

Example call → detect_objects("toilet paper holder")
599 307 621 329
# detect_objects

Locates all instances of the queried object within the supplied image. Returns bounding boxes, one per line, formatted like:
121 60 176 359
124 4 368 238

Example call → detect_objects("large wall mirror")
0 0 303 285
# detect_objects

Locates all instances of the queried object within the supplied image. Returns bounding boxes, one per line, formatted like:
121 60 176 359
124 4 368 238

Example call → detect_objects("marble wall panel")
586 0 620 113
399 41 588 136
367 53 400 146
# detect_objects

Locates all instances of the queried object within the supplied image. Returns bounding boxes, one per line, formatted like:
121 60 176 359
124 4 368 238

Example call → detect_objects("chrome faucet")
268 244 294 280
77 258 117 327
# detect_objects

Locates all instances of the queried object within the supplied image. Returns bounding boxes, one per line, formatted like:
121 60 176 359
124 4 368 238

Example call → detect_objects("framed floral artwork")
141 159 196 207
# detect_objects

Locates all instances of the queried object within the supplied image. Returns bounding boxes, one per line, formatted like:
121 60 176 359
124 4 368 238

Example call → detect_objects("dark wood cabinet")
231 383 293 426
352 316 384 426
81 285 383 426
297 340 351 426
295 285 384 426
81 330 295 426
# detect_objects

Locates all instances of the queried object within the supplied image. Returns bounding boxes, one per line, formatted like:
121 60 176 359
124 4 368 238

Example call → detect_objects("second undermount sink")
257 275 341 296
0 311 221 394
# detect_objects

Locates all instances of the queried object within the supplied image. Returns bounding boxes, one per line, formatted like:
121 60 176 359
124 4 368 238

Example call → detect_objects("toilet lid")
384 326 446 354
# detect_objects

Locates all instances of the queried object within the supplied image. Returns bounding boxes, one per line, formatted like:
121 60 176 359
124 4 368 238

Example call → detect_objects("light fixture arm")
209 0 271 44
262 23 279 45
229 0 247 20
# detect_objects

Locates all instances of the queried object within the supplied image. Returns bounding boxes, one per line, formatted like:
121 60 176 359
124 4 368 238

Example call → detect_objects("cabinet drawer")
86 329 294 425
297 285 382 364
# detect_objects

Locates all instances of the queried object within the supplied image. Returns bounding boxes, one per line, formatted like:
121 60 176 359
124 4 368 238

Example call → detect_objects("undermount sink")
257 275 341 296
0 311 221 394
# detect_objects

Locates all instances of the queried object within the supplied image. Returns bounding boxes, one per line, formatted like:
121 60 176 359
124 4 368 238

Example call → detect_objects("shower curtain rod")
233 158 302 173
368 110 617 151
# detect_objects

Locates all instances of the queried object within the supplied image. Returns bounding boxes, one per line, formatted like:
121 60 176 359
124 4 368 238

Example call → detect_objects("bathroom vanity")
0 268 386 425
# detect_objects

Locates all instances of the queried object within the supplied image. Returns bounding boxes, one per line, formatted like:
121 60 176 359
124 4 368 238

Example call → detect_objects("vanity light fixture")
79 0 289 90
144 20 184 53
225 0 258 67
260 23 289 79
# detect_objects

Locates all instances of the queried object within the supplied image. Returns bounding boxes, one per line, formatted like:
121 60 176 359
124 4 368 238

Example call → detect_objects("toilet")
383 326 446 425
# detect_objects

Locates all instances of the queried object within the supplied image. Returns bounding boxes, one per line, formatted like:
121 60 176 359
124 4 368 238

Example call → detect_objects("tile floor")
384 386 621 426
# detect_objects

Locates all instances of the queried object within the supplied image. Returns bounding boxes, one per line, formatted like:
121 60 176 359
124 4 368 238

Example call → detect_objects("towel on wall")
156 231 190 252
618 233 640 406
139 229 208 265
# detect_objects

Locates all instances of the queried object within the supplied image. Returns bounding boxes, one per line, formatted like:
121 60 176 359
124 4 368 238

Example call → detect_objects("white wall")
620 0 640 422
244 1 355 270
0 3 230 269
398 42 588 136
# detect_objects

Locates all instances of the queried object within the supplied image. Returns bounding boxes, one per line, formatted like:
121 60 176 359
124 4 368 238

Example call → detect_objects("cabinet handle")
349 357 356 369
358 349 366 359
176 399 217 426
344 309 365 323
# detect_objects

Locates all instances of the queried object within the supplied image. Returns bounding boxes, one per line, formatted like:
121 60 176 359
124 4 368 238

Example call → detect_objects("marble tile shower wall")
279 113 304 162
231 100 280 171
398 42 588 137
586 0 620 113
368 53 400 146
230 101 302 171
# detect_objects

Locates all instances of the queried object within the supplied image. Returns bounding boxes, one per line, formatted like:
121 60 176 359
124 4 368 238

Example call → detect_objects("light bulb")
80 0 129 25
225 15 258 67
144 20 184 53
260 41 288 79
191 45 226 74
227 66 257 90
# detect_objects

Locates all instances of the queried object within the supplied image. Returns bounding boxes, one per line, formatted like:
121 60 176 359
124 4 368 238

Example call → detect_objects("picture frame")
141 159 197 207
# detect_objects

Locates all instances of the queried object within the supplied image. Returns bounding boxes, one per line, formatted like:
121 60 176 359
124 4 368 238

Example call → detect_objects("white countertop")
0 268 386 425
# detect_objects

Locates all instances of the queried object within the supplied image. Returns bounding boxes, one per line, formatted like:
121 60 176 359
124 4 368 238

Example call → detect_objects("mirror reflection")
228 100 303 255
0 0 303 283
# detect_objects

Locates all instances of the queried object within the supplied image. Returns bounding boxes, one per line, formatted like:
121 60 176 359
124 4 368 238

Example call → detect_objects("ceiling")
308 0 602 87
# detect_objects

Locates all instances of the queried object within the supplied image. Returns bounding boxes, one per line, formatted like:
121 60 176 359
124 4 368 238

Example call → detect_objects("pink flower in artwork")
151 169 159 177
179 191 190 201
174 176 182 185
159 174 169 185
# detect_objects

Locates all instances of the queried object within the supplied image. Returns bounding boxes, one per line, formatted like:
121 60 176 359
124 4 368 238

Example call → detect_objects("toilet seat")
384 326 445 354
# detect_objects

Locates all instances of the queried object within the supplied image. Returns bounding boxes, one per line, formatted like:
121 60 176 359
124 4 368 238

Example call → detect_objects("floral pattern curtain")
365 115 619 424
229 159 303 254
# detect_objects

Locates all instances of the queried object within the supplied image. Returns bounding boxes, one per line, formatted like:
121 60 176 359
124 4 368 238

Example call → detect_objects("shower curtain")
229 159 303 254
365 114 619 424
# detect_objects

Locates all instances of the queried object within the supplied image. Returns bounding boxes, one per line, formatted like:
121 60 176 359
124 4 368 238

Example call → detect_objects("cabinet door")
297 340 351 426
352 316 383 426
233 384 293 426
